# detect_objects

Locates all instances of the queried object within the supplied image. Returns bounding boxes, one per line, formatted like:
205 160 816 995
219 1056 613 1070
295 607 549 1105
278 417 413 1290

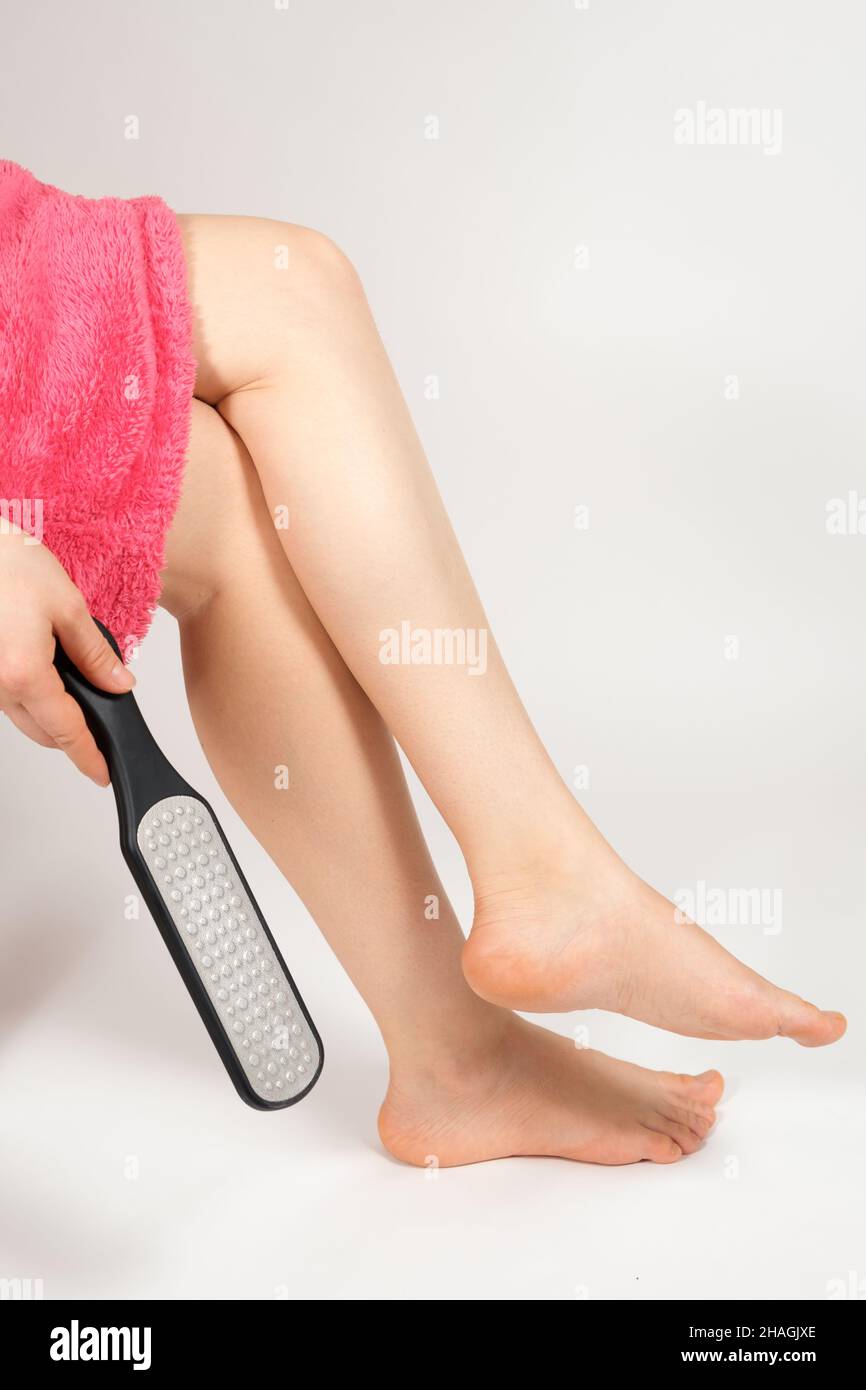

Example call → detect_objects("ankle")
468 806 619 905
384 1005 512 1094
467 795 617 889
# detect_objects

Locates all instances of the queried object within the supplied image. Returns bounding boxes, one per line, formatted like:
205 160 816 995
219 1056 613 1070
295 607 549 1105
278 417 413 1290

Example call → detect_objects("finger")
53 599 135 693
1 702 59 749
22 667 110 786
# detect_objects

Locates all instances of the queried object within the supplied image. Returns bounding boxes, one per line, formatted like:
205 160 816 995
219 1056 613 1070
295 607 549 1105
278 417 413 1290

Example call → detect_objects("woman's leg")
176 214 845 1049
159 399 723 1164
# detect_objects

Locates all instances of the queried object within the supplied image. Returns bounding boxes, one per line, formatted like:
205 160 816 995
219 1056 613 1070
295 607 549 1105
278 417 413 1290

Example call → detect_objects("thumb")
54 601 136 693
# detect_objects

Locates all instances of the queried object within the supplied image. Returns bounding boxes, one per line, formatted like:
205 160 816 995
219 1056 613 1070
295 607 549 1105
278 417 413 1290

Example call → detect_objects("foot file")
54 620 323 1110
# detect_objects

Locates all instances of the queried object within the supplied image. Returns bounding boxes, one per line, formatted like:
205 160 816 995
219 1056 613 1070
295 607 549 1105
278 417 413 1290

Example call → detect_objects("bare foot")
378 1016 723 1167
462 837 847 1046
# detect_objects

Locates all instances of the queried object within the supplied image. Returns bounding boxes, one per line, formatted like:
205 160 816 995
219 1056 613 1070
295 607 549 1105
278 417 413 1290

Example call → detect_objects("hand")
0 526 135 785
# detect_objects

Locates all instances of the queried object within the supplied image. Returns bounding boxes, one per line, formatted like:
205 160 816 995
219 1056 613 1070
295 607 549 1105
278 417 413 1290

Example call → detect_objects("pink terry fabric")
0 161 196 656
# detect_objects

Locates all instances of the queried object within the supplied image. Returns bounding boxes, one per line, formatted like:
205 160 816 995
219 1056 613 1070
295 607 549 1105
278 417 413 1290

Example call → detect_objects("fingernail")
111 662 135 689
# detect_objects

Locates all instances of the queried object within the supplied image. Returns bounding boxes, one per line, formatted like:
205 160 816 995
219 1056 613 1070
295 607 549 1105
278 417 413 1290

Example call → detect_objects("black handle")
53 619 325 1111
54 620 193 832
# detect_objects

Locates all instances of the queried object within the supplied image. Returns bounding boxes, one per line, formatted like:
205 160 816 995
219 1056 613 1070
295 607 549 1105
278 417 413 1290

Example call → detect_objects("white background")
1 0 863 1300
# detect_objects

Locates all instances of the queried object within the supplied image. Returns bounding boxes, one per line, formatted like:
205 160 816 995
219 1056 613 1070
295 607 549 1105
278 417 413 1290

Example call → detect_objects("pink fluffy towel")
0 161 195 655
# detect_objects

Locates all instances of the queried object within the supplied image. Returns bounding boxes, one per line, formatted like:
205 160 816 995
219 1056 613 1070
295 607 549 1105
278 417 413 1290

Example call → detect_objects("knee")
269 221 364 312
226 220 368 386
179 213 366 402
160 400 262 622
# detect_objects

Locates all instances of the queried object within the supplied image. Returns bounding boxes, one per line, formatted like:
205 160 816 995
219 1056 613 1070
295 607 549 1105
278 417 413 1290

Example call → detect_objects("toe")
665 1069 725 1105
778 998 847 1047
689 1069 725 1103
658 1072 721 1138
642 1130 683 1164
689 1110 715 1138
664 1101 716 1138
650 1117 703 1155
